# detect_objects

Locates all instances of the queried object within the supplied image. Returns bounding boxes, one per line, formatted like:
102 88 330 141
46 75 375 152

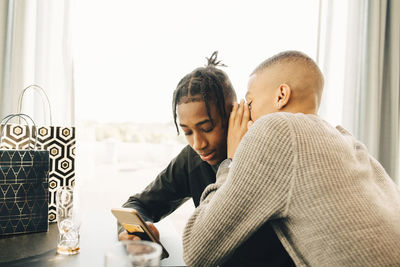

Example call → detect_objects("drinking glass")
105 240 162 267
56 186 80 255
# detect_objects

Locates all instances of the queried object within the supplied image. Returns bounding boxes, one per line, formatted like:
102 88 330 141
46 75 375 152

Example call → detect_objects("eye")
183 130 192 136
202 126 214 133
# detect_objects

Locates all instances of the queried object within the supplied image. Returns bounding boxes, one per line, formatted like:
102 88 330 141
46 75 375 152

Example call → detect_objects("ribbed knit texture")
183 112 400 267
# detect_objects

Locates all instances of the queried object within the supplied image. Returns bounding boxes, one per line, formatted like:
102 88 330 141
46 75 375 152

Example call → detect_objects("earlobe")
278 84 291 109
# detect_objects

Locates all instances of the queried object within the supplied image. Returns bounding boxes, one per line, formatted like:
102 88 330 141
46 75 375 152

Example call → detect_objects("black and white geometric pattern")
0 149 49 236
0 124 75 222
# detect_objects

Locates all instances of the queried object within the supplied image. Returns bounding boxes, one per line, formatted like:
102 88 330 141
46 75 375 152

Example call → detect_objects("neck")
281 103 318 115
282 95 319 115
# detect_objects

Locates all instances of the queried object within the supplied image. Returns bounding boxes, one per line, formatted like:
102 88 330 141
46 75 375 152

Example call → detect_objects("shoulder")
177 144 195 157
173 144 197 159
253 112 291 127
172 145 207 171
165 145 191 172
250 112 325 136
233 113 294 162
236 112 309 161
246 112 293 140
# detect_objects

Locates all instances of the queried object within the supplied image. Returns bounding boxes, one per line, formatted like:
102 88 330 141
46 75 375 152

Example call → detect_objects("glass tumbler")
56 186 80 255
105 240 162 267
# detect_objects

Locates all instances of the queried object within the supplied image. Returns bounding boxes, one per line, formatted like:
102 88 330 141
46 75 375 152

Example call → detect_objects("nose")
192 132 208 151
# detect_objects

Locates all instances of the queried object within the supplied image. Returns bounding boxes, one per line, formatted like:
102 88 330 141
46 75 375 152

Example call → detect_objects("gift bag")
0 85 75 222
0 114 50 236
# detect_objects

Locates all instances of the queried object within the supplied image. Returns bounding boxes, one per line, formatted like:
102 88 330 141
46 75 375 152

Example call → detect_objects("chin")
207 158 223 166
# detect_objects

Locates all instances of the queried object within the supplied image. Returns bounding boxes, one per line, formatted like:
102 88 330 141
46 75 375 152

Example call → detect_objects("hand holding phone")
119 222 159 241
111 208 169 259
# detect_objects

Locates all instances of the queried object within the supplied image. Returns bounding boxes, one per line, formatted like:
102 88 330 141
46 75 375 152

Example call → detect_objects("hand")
147 222 160 240
227 100 252 159
118 222 160 241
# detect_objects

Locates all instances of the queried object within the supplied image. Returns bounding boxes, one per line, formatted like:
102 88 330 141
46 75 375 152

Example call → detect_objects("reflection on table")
1 142 190 267
0 207 185 267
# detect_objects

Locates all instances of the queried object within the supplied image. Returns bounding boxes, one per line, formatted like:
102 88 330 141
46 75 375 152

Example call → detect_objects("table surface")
0 197 186 267
0 143 190 267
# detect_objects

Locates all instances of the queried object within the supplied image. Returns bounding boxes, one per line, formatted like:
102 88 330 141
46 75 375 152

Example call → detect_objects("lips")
199 150 216 162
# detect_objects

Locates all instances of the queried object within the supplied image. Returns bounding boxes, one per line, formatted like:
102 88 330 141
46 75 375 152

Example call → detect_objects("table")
0 186 186 267
0 143 189 267
0 219 186 267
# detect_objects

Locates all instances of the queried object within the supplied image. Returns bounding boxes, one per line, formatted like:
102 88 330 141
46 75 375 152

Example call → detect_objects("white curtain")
318 0 400 183
0 0 74 126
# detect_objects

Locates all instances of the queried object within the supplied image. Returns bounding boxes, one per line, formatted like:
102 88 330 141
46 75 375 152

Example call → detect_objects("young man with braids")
183 51 400 266
119 52 294 266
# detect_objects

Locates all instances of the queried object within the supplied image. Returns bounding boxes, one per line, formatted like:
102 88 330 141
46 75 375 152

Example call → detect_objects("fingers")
242 100 250 126
230 100 249 129
236 99 245 126
227 99 251 159
146 222 160 240
130 235 141 241
229 102 238 129
118 231 141 241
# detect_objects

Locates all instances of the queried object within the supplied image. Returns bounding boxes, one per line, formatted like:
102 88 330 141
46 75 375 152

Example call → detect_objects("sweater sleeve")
182 114 295 267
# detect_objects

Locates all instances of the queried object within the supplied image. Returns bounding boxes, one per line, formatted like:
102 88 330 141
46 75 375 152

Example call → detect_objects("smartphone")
111 207 169 259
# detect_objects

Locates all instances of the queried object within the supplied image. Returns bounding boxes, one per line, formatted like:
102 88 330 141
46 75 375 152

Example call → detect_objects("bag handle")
17 84 53 125
0 113 39 150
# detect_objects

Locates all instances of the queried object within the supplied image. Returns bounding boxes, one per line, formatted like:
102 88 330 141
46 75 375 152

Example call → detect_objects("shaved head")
252 50 324 106
246 51 325 121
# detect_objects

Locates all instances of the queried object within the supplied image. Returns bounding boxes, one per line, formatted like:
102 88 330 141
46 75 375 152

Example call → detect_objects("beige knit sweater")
183 112 400 267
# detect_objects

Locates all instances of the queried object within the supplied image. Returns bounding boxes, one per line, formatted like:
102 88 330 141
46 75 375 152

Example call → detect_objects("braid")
207 73 227 125
206 51 227 68
172 89 180 134
172 51 236 135
200 74 215 129
172 76 185 133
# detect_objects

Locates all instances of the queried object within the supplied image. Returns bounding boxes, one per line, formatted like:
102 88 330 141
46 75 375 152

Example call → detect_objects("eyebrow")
179 119 211 128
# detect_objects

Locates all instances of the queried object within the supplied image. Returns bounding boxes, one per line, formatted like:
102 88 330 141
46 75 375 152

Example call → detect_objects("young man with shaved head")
183 51 400 267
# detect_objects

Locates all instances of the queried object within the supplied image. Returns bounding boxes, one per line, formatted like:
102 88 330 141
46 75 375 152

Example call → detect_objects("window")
72 0 320 233
73 0 320 125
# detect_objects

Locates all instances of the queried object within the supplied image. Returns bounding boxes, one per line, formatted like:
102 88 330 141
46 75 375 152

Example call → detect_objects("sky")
73 0 320 123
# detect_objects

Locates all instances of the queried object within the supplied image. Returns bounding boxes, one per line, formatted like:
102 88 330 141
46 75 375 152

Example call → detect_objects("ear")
275 84 291 110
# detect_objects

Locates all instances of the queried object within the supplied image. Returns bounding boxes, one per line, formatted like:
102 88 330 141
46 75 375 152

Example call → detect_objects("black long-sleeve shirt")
123 145 294 267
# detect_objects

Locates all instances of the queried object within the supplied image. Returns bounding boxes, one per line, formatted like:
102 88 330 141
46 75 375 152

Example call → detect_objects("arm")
119 146 193 238
183 115 295 266
122 145 192 223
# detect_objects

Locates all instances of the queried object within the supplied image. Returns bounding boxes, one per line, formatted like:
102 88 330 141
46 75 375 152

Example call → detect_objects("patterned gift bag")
0 85 75 222
0 114 50 236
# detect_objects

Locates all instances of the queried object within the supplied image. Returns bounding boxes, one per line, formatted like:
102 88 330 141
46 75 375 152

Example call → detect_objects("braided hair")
172 51 237 134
